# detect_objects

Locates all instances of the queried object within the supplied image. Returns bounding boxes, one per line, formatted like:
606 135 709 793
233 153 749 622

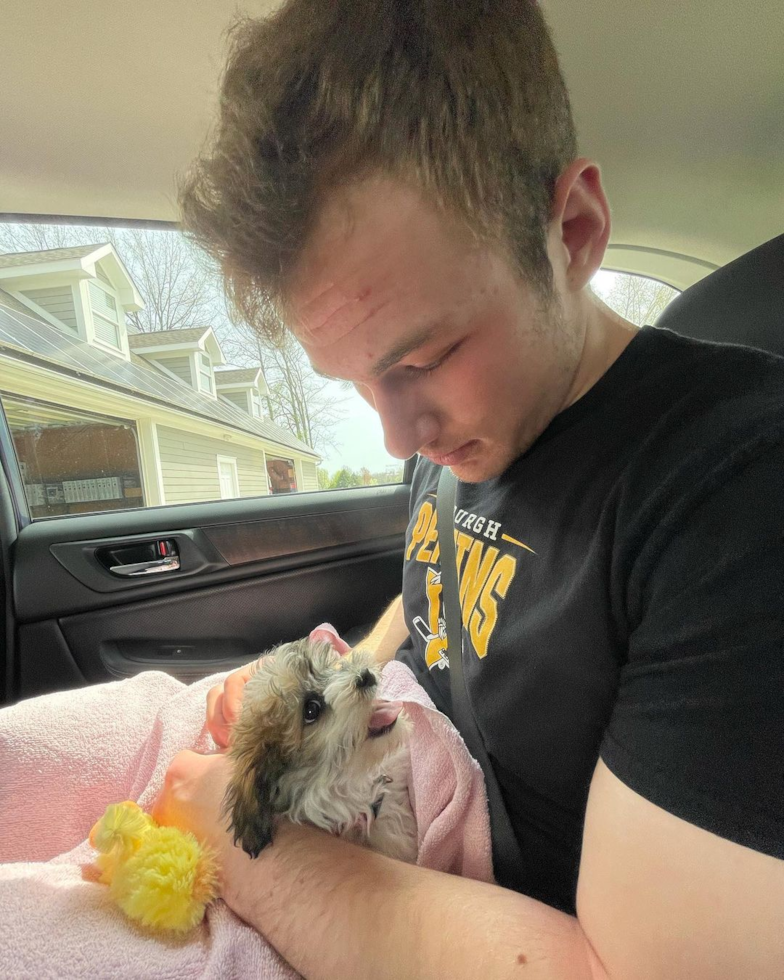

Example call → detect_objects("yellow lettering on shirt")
458 540 499 628
406 500 433 560
416 507 440 563
470 554 517 658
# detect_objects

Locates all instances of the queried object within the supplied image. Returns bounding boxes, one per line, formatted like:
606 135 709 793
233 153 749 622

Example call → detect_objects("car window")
592 270 680 326
0 220 404 519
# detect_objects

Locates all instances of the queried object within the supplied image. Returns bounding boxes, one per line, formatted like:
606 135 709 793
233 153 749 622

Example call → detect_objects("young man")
157 1 784 976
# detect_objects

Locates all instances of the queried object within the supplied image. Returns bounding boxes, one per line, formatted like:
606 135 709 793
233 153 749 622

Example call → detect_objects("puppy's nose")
355 668 377 691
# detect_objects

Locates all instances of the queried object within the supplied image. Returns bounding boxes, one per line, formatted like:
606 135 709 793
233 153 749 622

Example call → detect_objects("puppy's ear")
224 732 288 859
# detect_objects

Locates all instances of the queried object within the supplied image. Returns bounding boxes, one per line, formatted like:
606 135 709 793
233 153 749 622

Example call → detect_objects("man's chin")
424 440 519 483
449 453 509 484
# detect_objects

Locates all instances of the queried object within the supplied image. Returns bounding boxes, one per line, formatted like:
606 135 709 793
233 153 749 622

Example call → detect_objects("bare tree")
218 315 347 455
108 229 218 333
595 273 679 326
1 220 348 453
0 222 217 333
0 222 77 253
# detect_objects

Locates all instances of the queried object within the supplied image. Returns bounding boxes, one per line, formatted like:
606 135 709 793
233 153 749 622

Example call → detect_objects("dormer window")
88 280 121 348
0 244 141 361
198 352 214 394
214 366 268 416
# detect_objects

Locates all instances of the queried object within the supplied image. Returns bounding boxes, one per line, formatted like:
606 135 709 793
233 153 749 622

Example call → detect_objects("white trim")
77 278 131 360
192 350 217 399
603 245 719 292
137 418 166 506
91 311 123 351
293 457 304 495
131 328 225 364
216 454 240 499
0 352 321 462
214 369 263 389
214 381 258 392
130 341 206 355
92 335 127 359
260 449 271 495
0 245 144 311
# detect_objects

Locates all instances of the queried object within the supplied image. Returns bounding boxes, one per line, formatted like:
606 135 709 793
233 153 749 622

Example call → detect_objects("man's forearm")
220 823 607 980
356 594 409 665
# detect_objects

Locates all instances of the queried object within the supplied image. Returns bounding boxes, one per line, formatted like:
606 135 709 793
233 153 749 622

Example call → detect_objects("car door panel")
56 547 402 686
10 482 410 702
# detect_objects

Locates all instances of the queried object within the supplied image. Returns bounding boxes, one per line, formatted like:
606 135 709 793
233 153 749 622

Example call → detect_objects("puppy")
224 638 418 864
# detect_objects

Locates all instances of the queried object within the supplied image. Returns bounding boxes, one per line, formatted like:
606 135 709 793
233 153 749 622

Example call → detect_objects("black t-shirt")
396 326 784 914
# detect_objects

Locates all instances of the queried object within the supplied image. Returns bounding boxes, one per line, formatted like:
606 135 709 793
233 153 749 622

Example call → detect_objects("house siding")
301 460 319 492
157 425 269 503
219 390 249 413
20 286 78 332
156 355 193 386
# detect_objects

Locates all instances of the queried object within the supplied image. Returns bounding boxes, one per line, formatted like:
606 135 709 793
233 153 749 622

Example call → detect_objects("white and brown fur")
224 638 418 863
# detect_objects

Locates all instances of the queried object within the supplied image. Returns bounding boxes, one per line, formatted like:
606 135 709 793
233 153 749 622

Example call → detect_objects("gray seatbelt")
437 465 525 890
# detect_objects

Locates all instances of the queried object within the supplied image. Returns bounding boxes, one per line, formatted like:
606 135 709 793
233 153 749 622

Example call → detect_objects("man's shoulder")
609 331 784 566
634 329 784 462
636 326 784 407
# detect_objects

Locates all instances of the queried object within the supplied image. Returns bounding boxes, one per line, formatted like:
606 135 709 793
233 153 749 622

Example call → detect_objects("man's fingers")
206 686 230 748
205 663 255 748
222 665 254 724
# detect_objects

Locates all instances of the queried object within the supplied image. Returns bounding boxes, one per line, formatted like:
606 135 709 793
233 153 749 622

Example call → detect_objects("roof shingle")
128 327 209 348
0 304 317 458
0 244 107 268
214 368 262 385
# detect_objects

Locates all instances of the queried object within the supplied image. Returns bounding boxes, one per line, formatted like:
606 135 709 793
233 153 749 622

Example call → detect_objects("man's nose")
373 388 439 460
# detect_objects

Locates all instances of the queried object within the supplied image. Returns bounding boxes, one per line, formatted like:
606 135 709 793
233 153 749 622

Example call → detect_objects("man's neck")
563 296 638 410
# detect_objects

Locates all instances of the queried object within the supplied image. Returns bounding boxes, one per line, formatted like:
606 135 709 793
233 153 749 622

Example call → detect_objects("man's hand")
205 626 351 748
206 663 256 748
153 749 280 903
152 749 240 868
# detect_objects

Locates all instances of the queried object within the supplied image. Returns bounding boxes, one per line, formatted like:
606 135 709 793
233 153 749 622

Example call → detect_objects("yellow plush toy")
89 801 219 933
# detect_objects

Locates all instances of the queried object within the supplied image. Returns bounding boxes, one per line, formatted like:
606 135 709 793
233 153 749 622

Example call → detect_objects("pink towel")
0 654 491 978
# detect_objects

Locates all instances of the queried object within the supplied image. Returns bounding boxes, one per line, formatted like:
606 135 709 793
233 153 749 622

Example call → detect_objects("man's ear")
549 158 611 292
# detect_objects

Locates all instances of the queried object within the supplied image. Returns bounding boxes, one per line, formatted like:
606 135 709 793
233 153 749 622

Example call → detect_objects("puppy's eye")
303 696 324 724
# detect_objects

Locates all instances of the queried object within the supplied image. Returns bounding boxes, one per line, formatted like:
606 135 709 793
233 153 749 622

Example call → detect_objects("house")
0 243 321 518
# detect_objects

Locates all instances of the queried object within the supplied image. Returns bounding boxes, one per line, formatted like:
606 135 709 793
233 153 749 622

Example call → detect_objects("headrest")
655 234 784 356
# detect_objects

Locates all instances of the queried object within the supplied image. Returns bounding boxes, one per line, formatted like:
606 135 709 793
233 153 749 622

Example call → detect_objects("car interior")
0 0 781 708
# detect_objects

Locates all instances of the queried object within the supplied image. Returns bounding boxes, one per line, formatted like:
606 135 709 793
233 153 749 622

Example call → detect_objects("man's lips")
424 440 478 467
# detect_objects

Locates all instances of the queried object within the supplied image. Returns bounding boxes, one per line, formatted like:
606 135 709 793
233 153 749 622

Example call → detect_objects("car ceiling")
1 0 781 285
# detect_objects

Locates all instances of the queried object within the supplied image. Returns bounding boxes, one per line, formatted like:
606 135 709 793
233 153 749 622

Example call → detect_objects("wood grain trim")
203 502 409 566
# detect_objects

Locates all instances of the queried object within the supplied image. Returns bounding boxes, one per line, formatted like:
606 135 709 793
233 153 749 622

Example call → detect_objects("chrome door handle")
109 555 181 577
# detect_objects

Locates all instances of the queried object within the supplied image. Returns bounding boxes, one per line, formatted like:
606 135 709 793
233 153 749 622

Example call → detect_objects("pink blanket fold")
0 661 491 979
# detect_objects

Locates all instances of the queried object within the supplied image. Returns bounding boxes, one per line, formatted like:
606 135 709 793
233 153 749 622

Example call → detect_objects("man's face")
286 177 583 483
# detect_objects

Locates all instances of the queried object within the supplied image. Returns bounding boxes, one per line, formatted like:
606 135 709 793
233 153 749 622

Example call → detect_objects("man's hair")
180 0 577 339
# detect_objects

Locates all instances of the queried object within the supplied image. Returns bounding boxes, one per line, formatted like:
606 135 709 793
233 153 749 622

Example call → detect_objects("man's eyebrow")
370 326 437 378
311 325 440 384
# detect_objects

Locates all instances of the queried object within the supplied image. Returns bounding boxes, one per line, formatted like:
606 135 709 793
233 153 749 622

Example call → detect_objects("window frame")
87 278 123 351
0 213 414 531
216 454 240 500
2 391 145 520
195 350 215 396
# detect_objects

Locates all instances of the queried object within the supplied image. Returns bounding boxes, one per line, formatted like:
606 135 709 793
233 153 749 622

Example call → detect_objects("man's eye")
303 697 323 724
412 341 462 376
